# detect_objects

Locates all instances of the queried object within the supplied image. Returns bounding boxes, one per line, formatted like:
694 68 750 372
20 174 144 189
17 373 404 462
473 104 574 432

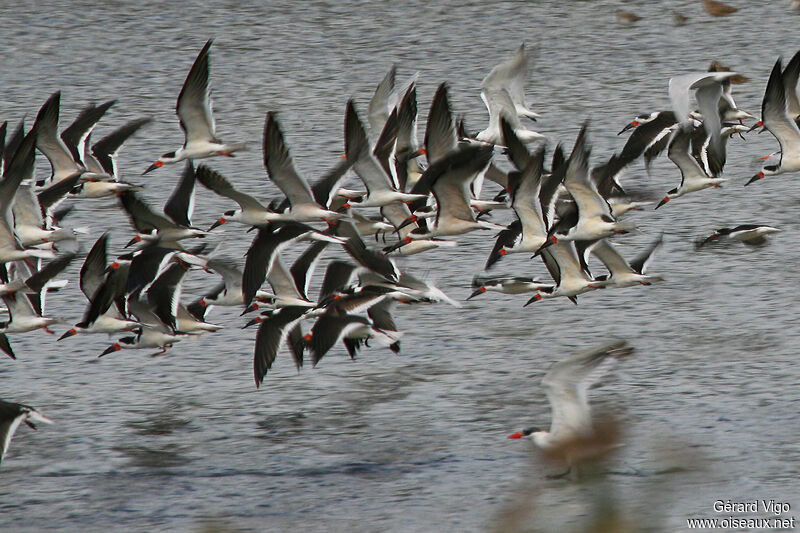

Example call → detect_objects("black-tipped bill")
395 215 418 233
143 161 162 175
744 172 764 186
100 344 120 357
523 293 542 306
466 288 485 300
745 121 763 134
534 235 557 256
58 328 77 341
617 122 636 135
209 217 227 231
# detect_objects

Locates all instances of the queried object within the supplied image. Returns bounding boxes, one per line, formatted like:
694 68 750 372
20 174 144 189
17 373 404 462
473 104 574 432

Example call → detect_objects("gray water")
1 1 799 531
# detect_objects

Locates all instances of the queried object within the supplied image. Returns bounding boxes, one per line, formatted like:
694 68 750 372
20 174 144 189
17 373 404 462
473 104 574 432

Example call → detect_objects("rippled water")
2 1 799 531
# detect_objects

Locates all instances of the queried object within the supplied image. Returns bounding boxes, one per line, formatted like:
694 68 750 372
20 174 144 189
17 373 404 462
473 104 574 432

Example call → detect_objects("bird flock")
1 38 794 467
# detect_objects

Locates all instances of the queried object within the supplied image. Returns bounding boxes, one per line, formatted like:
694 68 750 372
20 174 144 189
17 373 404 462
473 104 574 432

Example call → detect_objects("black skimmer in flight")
237 240 327 315
669 71 738 175
0 254 74 345
186 255 279 319
262 113 347 222
249 256 317 311
548 124 634 243
697 225 781 247
71 118 151 198
746 58 800 185
11 120 90 244
618 111 678 171
344 101 427 208
507 340 634 478
0 126 57 263
0 289 64 335
484 138 549 268
618 111 676 136
386 144 500 252
100 296 189 357
694 123 747 179
702 63 753 123
307 291 402 365
526 241 607 305
12 183 84 248
380 201 458 257
31 92 98 184
59 100 115 172
356 269 460 307
475 88 544 146
468 275 553 300
475 43 544 145
118 189 207 248
586 236 664 288
590 153 651 216
196 165 283 228
317 261 359 303
143 256 222 335
143 40 246 174
251 305 309 387
655 123 725 208
241 222 342 308
60 234 142 340
334 220 400 282
0 254 72 302
0 399 53 465
84 117 149 177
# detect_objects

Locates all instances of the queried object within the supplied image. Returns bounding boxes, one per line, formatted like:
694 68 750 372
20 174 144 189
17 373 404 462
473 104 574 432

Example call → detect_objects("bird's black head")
508 426 541 439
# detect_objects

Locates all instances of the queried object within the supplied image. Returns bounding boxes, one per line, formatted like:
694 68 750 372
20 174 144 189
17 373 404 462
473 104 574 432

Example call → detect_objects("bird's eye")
224 210 235 216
